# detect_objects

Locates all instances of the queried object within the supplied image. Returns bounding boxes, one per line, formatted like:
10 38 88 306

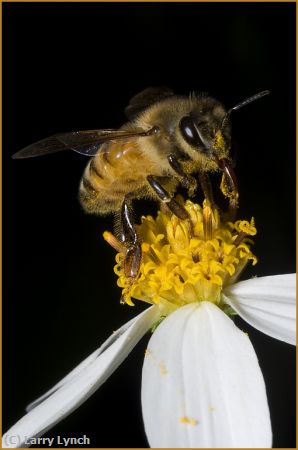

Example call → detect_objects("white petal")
223 274 296 345
3 305 161 448
26 314 139 412
142 302 272 448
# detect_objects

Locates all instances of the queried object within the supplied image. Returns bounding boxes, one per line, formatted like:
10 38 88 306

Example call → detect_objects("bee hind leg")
121 196 142 281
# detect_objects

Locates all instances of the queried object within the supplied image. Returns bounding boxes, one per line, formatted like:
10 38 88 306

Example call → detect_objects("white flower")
2 275 296 448
3 200 296 448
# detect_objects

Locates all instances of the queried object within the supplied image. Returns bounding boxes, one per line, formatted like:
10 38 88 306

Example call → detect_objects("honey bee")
13 87 269 282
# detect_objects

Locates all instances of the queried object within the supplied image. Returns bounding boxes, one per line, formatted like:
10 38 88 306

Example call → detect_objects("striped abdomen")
79 140 157 215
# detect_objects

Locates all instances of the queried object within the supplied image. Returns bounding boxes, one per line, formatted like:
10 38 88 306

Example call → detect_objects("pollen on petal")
179 416 199 426
159 362 168 375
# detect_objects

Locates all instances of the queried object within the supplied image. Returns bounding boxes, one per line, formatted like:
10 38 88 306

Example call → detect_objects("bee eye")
179 116 204 147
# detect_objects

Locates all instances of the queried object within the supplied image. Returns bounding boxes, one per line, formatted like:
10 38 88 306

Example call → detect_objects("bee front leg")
198 172 218 210
167 154 197 197
121 197 142 280
147 175 194 236
217 158 239 221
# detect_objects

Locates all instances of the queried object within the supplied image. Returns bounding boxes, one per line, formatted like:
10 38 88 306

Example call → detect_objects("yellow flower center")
107 199 257 316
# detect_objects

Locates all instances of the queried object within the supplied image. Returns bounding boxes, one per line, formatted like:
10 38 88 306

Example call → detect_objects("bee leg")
121 196 142 280
167 154 197 197
220 174 239 221
198 172 218 210
147 175 194 236
217 158 239 221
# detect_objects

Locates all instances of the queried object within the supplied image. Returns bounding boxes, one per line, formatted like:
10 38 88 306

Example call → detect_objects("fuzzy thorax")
109 199 257 315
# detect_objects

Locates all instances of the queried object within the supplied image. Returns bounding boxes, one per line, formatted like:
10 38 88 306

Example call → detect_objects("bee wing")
12 128 153 159
12 135 70 159
125 86 174 119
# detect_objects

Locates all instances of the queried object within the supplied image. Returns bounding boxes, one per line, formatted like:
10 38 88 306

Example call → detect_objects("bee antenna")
221 90 270 130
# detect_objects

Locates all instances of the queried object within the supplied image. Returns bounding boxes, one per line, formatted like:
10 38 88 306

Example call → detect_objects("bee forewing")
12 129 150 159
12 135 70 159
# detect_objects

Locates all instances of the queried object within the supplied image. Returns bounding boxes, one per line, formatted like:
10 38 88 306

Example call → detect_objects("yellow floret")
110 199 257 313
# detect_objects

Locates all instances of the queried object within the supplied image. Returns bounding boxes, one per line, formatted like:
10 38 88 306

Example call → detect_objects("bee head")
178 90 270 169
178 102 231 165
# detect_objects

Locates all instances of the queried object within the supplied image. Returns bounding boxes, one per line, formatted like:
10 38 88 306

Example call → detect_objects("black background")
3 2 296 448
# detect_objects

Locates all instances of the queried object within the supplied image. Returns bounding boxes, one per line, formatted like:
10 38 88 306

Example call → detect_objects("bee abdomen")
89 157 103 179
80 164 113 215
82 177 97 196
79 141 155 216
79 153 135 215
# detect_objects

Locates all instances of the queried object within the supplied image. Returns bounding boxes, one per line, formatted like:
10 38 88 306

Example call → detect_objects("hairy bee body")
13 87 268 281
79 95 228 216
79 139 159 215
